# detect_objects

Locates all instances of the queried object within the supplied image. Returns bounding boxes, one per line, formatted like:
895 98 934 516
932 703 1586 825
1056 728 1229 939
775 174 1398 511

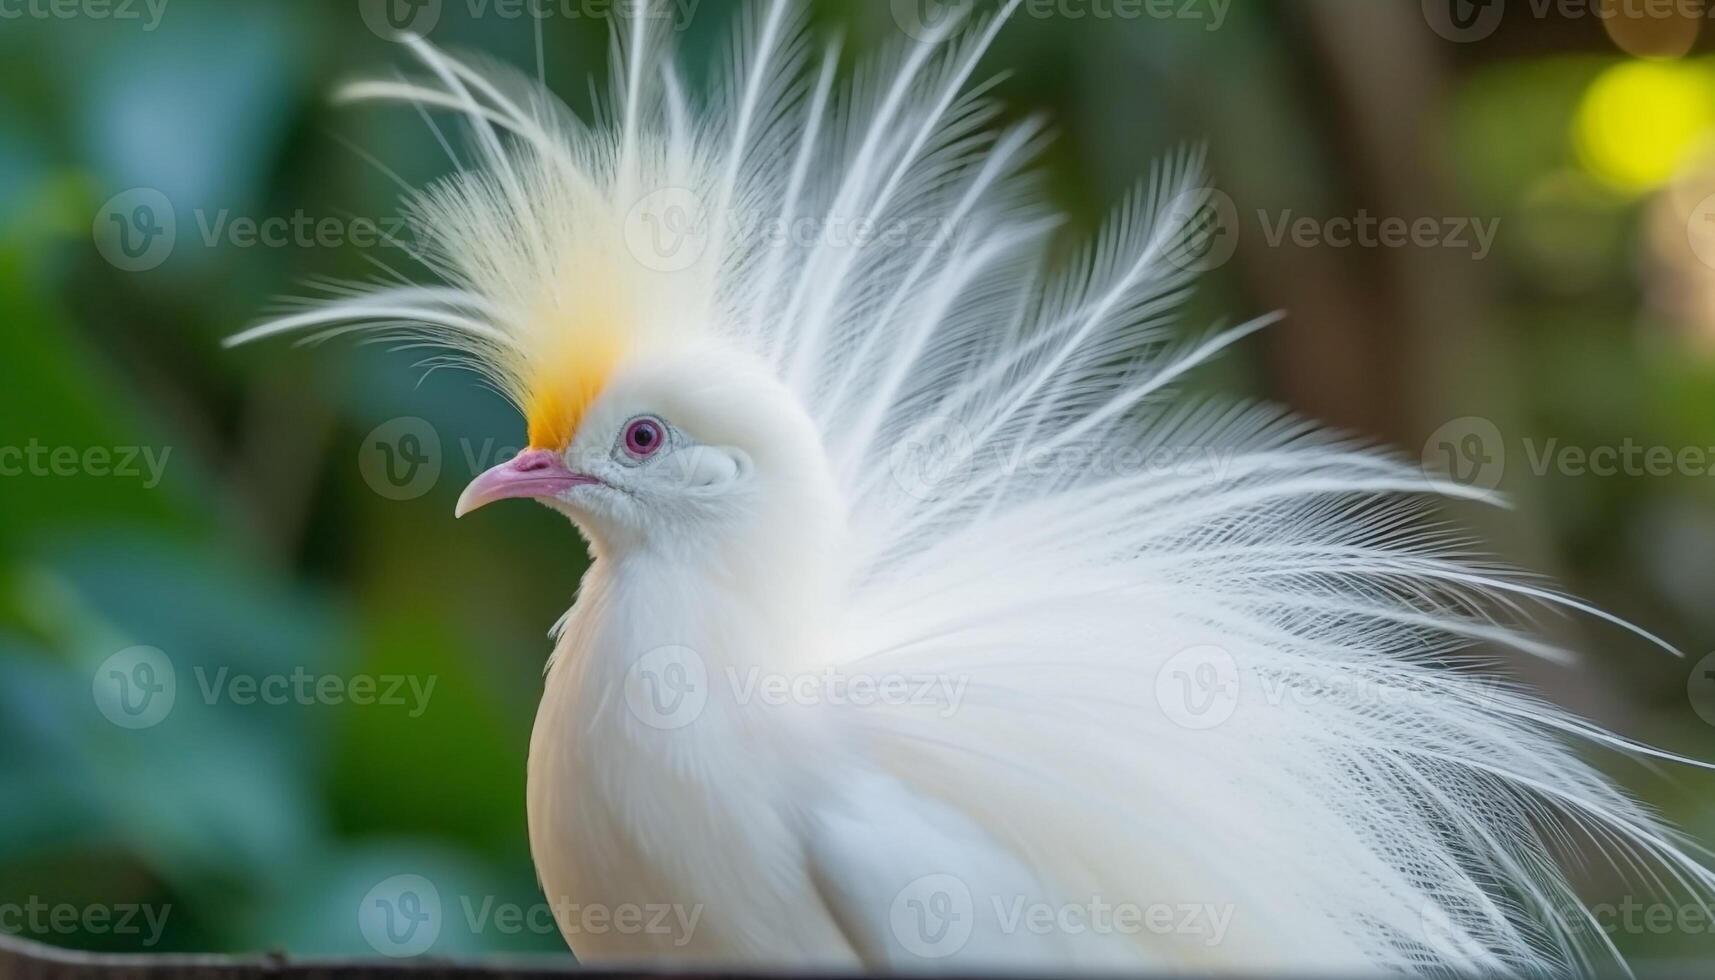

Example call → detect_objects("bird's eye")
622 417 666 460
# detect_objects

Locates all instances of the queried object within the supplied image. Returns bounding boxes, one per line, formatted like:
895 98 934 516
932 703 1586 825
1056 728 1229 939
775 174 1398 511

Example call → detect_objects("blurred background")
2 0 1714 968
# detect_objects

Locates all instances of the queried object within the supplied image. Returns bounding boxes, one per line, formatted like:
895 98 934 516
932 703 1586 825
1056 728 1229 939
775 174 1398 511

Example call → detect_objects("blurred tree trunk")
1191 0 1628 724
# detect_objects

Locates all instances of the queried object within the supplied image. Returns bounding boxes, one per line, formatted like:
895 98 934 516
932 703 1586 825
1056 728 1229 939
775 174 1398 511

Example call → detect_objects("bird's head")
225 109 847 565
457 338 840 561
299 153 844 563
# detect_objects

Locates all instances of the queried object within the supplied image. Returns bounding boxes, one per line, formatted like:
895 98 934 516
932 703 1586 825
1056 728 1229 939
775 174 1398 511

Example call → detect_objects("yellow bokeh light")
1575 60 1715 194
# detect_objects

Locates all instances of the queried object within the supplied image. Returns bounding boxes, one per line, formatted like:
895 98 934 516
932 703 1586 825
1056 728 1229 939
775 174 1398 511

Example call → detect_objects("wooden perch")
0 933 649 980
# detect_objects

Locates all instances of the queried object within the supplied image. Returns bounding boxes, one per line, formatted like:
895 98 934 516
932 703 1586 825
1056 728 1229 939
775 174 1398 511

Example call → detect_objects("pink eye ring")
622 417 667 459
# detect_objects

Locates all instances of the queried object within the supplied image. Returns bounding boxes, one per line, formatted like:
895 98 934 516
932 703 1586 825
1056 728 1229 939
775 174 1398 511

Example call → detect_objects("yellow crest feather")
519 268 635 451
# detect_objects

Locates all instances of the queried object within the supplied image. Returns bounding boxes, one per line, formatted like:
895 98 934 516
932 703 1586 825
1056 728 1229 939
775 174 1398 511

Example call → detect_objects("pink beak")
455 448 597 518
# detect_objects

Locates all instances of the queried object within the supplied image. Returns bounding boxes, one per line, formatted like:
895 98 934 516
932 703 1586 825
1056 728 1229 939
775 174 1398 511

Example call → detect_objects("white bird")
230 1 1713 974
